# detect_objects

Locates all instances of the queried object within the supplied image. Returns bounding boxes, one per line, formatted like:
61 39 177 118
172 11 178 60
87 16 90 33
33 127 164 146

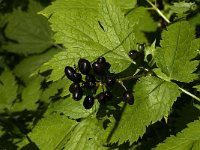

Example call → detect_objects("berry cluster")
64 56 134 109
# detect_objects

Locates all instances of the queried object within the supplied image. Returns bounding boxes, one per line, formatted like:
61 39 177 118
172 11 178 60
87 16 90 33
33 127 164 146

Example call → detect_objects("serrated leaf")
41 78 69 103
127 7 157 32
154 119 200 150
194 85 200 92
28 113 77 150
3 1 53 54
11 76 43 111
14 48 58 83
155 21 198 82
46 97 95 120
0 70 18 112
170 104 200 133
108 76 180 144
127 6 157 43
170 2 197 14
63 116 106 150
40 0 136 81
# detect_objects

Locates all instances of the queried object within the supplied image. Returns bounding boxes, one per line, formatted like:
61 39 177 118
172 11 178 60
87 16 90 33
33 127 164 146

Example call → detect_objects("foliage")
0 0 200 149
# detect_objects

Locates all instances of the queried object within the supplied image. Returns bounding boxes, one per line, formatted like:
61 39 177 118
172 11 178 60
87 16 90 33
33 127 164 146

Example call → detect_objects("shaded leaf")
14 48 58 83
3 1 53 54
28 113 77 150
154 118 200 150
11 76 43 111
63 116 106 150
127 7 157 44
108 76 180 144
0 70 18 112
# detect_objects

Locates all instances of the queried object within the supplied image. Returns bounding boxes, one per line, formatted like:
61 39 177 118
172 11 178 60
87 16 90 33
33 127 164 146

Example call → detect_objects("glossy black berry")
138 44 145 51
106 76 116 86
104 91 112 100
83 95 94 109
78 58 91 75
97 56 106 64
69 83 80 93
84 80 96 89
123 91 134 105
147 54 152 62
73 73 82 83
73 88 83 101
97 91 112 104
97 92 107 104
92 62 105 75
64 66 76 81
105 62 111 71
85 74 96 83
128 50 139 59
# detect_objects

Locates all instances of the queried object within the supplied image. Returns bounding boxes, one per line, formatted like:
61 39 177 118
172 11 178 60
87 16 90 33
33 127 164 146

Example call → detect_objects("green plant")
0 0 200 149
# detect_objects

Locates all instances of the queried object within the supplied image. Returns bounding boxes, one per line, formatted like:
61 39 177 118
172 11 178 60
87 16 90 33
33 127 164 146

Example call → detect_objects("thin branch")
179 87 200 102
117 75 143 81
146 0 170 24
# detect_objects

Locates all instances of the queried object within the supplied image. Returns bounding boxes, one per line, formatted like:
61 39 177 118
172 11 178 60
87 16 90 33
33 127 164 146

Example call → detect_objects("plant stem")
117 75 143 81
179 87 200 102
117 80 127 91
146 0 170 23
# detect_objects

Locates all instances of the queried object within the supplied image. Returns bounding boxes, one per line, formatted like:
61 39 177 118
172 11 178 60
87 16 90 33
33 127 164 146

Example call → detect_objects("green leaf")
127 7 157 43
108 76 180 144
115 0 137 9
14 48 58 83
40 0 136 81
155 21 198 82
63 116 106 150
46 96 96 119
41 78 69 103
154 118 200 150
11 76 43 111
170 2 197 14
194 85 200 92
170 104 200 133
3 1 53 55
28 113 77 150
0 70 18 112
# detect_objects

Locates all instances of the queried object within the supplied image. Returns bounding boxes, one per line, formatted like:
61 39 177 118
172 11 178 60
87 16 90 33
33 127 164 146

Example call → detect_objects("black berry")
97 56 106 64
123 91 134 105
104 91 112 100
84 80 96 89
85 74 96 83
128 50 139 59
138 44 145 51
83 95 94 109
106 76 116 86
73 88 83 101
64 66 76 81
78 58 91 75
92 62 105 75
73 73 82 83
105 62 111 71
97 91 112 104
147 54 152 62
97 92 106 104
69 83 80 93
